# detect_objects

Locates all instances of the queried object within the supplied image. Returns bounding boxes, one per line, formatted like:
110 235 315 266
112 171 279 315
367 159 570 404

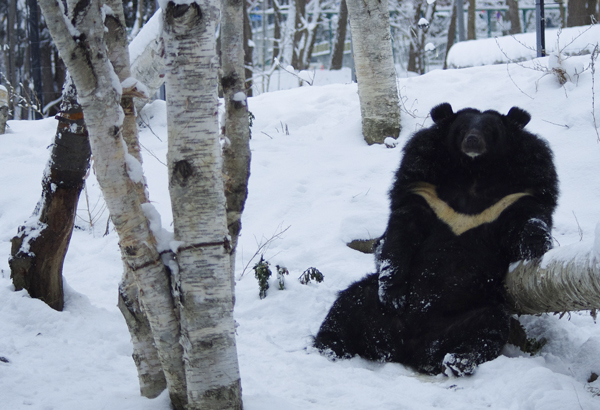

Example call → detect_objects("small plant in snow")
253 256 272 299
299 267 324 284
276 265 289 290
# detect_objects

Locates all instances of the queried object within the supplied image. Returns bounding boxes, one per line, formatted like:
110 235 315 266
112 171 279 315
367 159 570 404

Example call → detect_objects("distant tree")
467 0 476 40
567 0 598 26
506 0 522 34
346 0 401 144
329 0 348 70
443 0 457 69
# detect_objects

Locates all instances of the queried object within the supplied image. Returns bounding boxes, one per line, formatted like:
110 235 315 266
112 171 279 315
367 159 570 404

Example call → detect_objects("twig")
541 119 569 128
239 224 291 278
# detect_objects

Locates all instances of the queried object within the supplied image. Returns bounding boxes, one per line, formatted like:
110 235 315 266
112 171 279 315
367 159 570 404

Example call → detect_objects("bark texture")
163 2 243 409
505 251 600 314
129 9 165 113
38 0 187 407
329 0 348 70
221 0 252 276
9 76 90 311
104 0 167 399
346 0 400 145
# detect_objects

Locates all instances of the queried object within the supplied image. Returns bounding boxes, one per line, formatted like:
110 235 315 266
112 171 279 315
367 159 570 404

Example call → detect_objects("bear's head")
430 103 531 161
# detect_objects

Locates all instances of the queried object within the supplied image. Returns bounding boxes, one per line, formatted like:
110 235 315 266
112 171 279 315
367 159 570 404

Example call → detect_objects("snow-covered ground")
447 24 600 68
2 34 600 409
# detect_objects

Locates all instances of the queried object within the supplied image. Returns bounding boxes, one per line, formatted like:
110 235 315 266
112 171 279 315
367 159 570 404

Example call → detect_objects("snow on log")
505 225 600 315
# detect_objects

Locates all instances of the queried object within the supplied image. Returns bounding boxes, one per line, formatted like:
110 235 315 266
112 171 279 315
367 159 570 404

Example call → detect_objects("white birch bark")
346 0 401 145
221 0 251 281
37 1 187 408
129 9 165 113
162 2 242 409
505 241 600 314
104 0 167 398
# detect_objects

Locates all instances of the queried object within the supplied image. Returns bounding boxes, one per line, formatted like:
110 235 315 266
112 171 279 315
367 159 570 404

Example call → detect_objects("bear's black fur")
314 103 559 376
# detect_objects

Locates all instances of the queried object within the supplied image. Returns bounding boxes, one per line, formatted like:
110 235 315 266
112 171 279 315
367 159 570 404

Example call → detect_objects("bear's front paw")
442 353 477 377
518 218 552 260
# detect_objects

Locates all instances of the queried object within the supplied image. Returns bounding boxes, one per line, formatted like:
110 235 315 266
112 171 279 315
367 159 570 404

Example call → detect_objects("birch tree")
221 0 252 277
162 1 243 408
37 0 188 407
345 0 401 145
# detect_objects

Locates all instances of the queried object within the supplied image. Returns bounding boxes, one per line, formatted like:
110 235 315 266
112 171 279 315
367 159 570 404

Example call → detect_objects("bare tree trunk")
221 0 252 280
292 0 307 69
104 0 167 399
9 76 90 311
243 1 254 96
272 0 283 64
38 1 187 407
163 2 243 409
567 0 596 26
443 0 457 69
346 0 401 145
467 0 476 40
507 0 522 34
329 0 348 70
299 0 322 70
505 247 600 314
0 86 7 133
8 0 18 118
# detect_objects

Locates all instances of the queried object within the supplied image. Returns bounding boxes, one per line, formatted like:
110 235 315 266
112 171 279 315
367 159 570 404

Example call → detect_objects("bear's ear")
430 103 454 124
506 107 531 129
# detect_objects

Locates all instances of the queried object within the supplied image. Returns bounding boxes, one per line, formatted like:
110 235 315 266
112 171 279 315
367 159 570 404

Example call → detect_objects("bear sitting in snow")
314 103 558 376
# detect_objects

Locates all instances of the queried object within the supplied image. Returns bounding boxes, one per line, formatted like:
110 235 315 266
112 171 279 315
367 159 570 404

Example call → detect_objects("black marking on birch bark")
165 1 203 32
126 255 164 272
172 160 194 186
111 125 120 139
221 73 238 92
71 0 91 27
179 237 231 252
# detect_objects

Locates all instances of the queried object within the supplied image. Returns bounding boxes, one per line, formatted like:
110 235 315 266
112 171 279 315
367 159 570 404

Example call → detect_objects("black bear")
314 103 558 376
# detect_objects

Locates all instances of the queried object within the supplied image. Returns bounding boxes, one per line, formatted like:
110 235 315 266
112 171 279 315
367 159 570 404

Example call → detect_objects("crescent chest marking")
411 182 531 235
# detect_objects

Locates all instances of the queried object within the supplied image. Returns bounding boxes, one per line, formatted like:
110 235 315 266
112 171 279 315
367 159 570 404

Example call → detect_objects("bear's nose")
461 131 486 157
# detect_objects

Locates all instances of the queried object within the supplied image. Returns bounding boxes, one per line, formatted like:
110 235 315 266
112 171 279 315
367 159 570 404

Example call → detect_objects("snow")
447 25 600 68
128 8 162 63
3 34 600 410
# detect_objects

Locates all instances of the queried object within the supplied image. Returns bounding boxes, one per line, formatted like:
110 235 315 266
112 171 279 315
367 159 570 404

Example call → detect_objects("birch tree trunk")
346 0 401 145
163 2 242 408
37 1 187 408
221 0 251 279
505 244 600 314
104 0 168 398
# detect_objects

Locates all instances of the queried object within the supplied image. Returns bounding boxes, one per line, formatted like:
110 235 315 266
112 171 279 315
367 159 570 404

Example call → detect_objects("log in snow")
506 228 600 315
